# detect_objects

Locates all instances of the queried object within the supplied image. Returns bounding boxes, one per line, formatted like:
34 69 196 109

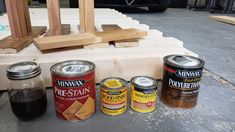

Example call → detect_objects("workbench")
0 8 196 90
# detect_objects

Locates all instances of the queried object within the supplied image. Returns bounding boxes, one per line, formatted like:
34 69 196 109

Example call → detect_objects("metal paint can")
131 76 158 113
50 60 96 122
100 77 128 116
160 55 205 108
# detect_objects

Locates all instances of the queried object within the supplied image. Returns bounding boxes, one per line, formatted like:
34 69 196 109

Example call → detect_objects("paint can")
160 55 205 108
50 60 96 122
131 76 158 113
100 77 128 116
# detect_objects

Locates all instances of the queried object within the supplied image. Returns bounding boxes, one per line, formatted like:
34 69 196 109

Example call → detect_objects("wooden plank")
79 0 95 33
102 24 139 48
46 0 62 35
83 43 110 49
209 16 235 25
33 28 147 51
0 26 47 54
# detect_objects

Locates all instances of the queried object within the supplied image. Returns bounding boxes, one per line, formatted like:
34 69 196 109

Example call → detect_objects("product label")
62 64 90 74
52 72 95 121
161 66 203 107
131 85 157 113
101 88 127 115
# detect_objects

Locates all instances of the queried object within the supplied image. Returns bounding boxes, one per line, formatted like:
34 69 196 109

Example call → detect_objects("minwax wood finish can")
160 55 205 108
100 77 128 116
131 76 158 113
50 60 96 122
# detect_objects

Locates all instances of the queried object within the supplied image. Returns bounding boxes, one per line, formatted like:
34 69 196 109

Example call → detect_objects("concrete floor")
127 8 235 84
0 6 235 132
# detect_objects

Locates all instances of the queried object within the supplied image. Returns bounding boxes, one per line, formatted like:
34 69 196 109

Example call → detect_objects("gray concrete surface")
0 72 235 132
128 8 235 84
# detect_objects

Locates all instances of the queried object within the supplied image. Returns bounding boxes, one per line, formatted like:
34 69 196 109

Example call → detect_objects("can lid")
101 77 127 90
7 61 41 80
131 76 157 89
165 55 204 68
50 60 95 77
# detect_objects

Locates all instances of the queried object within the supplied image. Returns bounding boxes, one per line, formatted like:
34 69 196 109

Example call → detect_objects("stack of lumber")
0 8 197 90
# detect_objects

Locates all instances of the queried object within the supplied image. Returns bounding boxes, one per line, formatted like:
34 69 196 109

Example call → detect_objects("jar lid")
50 60 95 77
100 77 127 90
131 76 158 89
7 61 41 80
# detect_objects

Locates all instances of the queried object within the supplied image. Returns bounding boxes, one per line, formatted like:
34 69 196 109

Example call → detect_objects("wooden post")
5 0 30 38
46 0 62 35
0 0 47 54
79 0 95 33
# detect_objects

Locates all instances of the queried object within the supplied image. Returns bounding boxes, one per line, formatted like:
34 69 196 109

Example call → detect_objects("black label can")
160 55 205 108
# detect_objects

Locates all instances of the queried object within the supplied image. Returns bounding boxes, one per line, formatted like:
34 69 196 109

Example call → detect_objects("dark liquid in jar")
9 88 47 121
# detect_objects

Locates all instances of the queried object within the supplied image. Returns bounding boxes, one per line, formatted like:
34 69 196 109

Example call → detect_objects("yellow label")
131 85 157 113
101 88 127 115
104 79 123 89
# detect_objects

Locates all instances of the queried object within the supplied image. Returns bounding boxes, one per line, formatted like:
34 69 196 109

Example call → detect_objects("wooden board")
102 24 139 48
0 26 47 54
0 8 198 90
209 16 235 25
33 28 147 51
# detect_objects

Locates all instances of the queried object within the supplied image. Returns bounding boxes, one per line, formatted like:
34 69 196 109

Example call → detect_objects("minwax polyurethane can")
160 55 205 108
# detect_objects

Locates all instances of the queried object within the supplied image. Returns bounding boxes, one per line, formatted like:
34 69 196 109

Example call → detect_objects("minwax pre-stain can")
160 55 205 108
50 60 96 122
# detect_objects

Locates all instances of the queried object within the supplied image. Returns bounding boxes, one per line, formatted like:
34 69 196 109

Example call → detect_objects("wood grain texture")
5 0 28 38
209 16 235 25
79 0 95 33
102 24 139 48
0 26 47 54
46 0 62 35
33 28 147 51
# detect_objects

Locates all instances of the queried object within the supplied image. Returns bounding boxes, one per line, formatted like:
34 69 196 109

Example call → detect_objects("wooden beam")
5 0 28 38
102 25 139 48
79 0 95 33
46 0 62 35
22 0 32 33
209 16 235 25
33 28 147 51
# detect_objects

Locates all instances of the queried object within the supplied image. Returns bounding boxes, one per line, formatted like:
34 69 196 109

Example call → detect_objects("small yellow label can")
131 76 158 113
100 77 128 116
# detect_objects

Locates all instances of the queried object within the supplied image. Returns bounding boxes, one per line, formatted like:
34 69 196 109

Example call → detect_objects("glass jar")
6 61 47 121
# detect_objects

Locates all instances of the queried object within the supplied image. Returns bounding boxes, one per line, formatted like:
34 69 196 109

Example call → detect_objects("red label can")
50 60 96 122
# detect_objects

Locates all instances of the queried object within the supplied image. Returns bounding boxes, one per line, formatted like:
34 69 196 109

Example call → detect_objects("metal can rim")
50 60 95 77
100 77 128 90
7 61 41 80
131 76 158 89
164 55 205 69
